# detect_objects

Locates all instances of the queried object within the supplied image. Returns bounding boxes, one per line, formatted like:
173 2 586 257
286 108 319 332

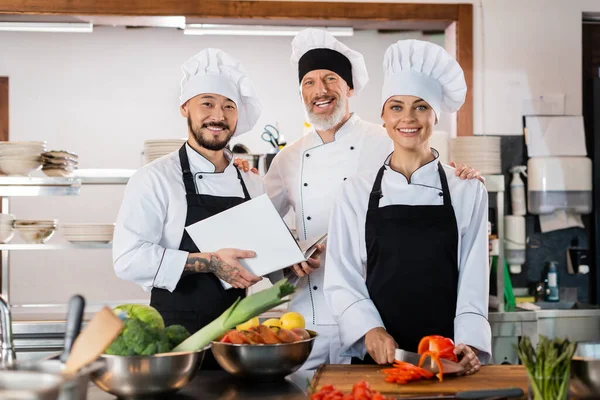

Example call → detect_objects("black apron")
353 162 459 365
150 144 249 370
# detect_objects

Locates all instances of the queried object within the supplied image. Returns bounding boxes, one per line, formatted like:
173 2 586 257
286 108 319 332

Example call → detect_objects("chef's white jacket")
265 114 392 329
323 152 492 363
113 144 265 292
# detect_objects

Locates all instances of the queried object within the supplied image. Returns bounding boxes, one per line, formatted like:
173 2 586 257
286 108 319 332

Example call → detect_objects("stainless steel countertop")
489 309 600 322
86 370 312 400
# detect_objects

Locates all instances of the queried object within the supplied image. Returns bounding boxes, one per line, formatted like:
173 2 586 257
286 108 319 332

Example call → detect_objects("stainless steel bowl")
211 330 317 379
18 359 105 400
0 370 64 400
571 342 600 398
90 347 209 399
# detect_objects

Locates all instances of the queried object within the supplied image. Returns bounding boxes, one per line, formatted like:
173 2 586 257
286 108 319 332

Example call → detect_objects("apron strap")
234 167 252 200
179 144 197 196
179 143 252 200
437 162 452 206
368 166 386 211
369 162 452 210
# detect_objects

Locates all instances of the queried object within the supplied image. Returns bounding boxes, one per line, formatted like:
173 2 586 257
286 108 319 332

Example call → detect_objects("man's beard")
188 116 234 151
304 94 347 131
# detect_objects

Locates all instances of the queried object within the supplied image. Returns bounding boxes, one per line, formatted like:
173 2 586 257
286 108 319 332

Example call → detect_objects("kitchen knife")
60 294 85 363
396 387 524 399
395 348 465 374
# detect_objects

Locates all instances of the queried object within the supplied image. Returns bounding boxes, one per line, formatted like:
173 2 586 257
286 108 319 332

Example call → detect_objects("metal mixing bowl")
211 330 317 378
0 370 64 400
90 347 209 399
571 342 600 398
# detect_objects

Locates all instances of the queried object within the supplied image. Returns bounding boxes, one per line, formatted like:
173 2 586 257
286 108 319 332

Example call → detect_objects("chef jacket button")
313 286 318 290
343 177 347 181
306 153 310 158
198 175 203 179
304 183 308 187
350 146 355 150
307 216 312 221
439 192 443 197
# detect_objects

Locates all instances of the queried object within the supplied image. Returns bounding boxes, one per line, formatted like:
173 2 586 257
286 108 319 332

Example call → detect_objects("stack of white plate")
450 136 502 175
143 139 186 164
62 223 115 244
41 150 79 177
0 141 46 176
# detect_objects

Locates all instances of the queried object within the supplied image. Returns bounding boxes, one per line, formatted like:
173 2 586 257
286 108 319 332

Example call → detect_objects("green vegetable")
165 325 190 348
172 278 295 352
106 305 190 356
113 304 165 330
516 335 576 400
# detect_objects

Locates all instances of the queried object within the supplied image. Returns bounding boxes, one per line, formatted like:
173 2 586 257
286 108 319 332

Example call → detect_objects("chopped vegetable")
416 335 457 382
382 361 435 384
172 279 295 352
311 381 389 400
516 335 576 400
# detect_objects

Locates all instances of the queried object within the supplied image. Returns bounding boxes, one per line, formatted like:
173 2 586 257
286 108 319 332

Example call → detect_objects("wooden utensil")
63 306 123 375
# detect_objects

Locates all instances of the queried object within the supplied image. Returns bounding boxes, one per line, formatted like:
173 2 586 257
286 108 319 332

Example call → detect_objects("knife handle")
456 387 524 399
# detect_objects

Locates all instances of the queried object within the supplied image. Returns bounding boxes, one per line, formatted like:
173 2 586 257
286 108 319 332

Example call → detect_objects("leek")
172 278 295 352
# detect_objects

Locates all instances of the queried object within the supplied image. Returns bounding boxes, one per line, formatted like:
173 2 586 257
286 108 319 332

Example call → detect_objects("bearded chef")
323 40 492 376
260 29 484 371
113 48 265 369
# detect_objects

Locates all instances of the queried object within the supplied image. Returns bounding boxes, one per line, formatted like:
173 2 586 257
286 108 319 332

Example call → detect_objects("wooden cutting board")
311 365 528 399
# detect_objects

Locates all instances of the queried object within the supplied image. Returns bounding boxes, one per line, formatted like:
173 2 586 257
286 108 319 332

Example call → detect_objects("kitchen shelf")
0 177 81 196
0 169 134 196
0 243 112 250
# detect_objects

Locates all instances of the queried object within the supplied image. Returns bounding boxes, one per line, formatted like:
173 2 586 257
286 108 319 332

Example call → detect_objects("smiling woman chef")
113 48 265 369
323 40 491 375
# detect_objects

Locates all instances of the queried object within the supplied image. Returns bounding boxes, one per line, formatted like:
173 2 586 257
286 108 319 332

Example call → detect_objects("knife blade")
395 348 465 375
396 387 524 399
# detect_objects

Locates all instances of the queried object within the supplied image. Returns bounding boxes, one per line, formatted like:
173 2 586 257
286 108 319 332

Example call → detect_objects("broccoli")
165 325 190 348
105 306 190 356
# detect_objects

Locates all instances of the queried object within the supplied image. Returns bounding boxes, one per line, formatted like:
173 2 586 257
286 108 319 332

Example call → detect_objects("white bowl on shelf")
0 159 42 176
16 226 56 244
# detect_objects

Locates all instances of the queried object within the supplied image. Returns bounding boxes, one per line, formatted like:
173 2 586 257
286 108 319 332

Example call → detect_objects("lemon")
236 317 260 331
262 318 282 328
279 312 305 330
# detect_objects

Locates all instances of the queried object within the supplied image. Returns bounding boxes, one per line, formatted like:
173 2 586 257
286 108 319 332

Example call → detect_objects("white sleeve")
454 182 492 364
264 154 291 217
324 183 384 359
113 169 188 292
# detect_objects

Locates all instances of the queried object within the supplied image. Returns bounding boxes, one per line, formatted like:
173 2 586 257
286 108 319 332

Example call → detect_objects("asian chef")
323 40 492 376
113 48 265 369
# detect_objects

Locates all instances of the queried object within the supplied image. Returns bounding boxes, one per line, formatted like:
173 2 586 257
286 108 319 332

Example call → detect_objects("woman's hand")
365 327 397 364
449 162 485 185
454 344 481 376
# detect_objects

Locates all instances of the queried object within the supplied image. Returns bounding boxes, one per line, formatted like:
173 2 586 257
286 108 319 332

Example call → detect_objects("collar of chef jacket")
306 113 362 146
382 148 442 187
184 142 234 174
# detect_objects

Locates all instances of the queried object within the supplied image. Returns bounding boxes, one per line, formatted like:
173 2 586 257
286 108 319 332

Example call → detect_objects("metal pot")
0 370 64 400
571 342 600 398
18 359 104 400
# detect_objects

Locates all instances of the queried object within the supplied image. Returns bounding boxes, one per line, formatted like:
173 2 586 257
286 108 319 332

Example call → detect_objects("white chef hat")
290 28 369 94
179 48 262 136
381 40 466 121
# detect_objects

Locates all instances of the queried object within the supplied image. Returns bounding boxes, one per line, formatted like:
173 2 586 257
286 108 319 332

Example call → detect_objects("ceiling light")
183 24 353 37
0 22 93 33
